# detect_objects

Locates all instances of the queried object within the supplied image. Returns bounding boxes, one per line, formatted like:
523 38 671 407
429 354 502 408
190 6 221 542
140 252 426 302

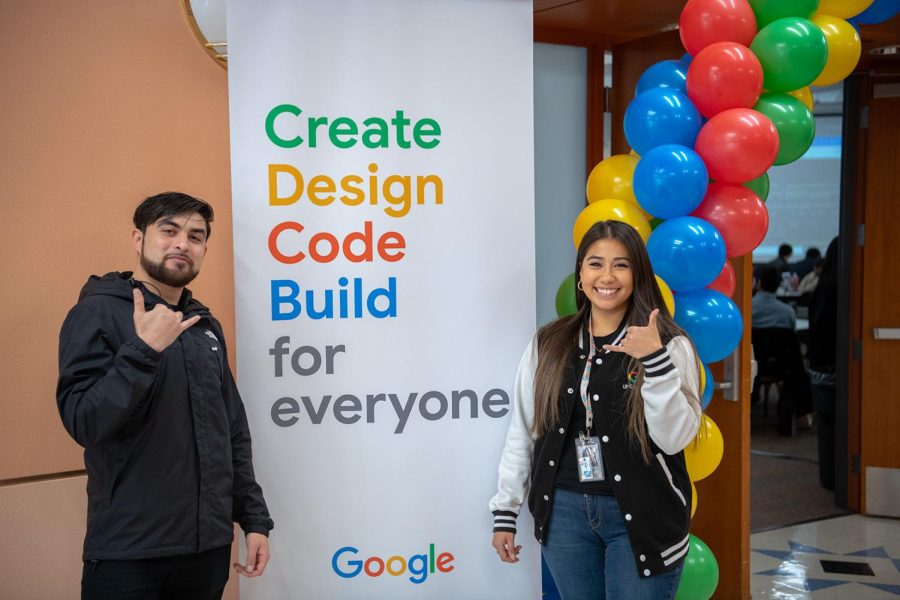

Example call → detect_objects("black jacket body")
57 272 273 560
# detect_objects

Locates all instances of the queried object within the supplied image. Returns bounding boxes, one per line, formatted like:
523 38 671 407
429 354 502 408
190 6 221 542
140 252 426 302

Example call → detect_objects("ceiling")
533 0 900 69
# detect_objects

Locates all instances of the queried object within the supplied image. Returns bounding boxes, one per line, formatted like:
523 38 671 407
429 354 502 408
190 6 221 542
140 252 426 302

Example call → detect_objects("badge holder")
576 432 605 482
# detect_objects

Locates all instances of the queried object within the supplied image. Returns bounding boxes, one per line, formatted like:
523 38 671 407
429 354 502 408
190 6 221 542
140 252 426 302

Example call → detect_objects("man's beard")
140 252 199 288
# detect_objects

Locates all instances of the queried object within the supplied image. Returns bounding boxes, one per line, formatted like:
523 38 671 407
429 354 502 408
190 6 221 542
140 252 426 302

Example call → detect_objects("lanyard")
578 314 607 436
578 315 629 435
578 340 597 436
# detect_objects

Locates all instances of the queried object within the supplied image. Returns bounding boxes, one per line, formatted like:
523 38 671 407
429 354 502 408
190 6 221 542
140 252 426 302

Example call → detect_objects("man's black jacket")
57 272 273 560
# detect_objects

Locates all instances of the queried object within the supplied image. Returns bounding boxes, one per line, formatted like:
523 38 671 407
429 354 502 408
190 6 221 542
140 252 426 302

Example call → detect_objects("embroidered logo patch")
204 329 219 342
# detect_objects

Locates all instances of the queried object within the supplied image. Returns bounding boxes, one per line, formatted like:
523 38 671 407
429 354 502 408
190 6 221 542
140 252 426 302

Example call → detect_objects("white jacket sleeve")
488 338 538 530
639 335 702 455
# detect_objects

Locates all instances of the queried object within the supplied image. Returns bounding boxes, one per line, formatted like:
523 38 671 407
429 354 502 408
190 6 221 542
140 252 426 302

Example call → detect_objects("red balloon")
687 43 763 118
691 182 769 257
708 260 736 297
694 108 779 184
680 0 758 56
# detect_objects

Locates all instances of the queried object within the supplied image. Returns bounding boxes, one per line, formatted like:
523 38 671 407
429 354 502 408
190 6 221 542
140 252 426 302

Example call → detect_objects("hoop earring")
577 281 583 291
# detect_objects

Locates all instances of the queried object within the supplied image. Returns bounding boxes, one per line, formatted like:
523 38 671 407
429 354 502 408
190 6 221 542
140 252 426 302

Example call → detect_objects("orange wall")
0 1 239 597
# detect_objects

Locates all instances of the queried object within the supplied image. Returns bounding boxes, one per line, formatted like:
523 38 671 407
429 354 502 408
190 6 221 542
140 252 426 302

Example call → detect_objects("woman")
490 220 701 599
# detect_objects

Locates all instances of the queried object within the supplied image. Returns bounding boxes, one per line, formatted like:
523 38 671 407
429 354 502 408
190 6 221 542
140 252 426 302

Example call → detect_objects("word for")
271 277 396 321
266 105 441 150
270 388 510 433
268 163 443 218
269 337 345 377
332 544 454 585
268 220 404 264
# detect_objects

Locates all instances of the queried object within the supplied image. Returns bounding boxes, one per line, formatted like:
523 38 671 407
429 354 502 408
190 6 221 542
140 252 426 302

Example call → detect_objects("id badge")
575 434 605 482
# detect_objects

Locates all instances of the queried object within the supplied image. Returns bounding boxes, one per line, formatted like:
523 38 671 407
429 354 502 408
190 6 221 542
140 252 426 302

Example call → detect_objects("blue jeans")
541 489 682 600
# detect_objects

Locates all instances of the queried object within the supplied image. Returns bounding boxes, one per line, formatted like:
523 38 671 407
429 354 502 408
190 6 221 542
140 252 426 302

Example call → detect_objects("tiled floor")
751 514 900 598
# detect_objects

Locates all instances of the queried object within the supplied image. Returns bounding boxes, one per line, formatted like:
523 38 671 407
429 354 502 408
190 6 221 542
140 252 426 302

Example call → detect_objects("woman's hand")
492 531 521 563
603 308 664 359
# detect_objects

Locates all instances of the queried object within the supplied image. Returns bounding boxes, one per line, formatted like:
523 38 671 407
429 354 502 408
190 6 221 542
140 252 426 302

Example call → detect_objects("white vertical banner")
227 1 537 597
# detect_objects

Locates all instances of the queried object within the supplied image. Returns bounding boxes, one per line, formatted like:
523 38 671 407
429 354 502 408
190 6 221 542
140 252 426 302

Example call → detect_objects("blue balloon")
647 217 726 292
633 144 708 219
854 0 900 24
701 362 714 410
675 289 744 364
624 88 702 156
635 60 689 96
680 52 694 65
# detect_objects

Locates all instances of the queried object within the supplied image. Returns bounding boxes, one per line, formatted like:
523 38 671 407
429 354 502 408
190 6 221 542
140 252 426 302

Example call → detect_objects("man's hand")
132 288 200 352
492 531 521 563
234 532 270 577
603 308 664 359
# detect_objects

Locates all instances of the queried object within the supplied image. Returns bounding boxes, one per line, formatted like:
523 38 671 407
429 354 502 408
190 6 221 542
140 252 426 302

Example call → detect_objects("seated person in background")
797 258 824 296
769 243 793 275
751 265 812 434
752 264 797 330
791 247 821 280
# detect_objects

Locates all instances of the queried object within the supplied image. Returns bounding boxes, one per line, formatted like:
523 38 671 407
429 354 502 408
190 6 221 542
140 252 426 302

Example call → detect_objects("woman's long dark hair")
531 220 696 461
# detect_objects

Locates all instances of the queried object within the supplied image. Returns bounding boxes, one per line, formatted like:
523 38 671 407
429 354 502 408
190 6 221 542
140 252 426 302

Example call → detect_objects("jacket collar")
578 311 628 352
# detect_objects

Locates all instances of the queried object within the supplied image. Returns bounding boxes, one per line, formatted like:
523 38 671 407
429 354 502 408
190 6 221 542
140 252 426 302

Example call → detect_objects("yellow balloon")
572 199 652 249
586 154 639 206
787 86 814 111
698 360 707 397
655 275 676 317
690 480 698 518
811 15 862 87
629 149 640 158
685 414 724 482
815 0 874 19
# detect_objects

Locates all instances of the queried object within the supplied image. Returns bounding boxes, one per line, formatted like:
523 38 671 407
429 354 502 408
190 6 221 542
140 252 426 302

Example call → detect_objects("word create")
265 105 441 150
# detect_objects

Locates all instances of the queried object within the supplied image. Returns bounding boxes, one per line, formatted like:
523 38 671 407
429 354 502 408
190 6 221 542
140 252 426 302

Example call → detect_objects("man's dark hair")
756 264 781 293
778 243 793 259
133 192 214 238
806 247 821 260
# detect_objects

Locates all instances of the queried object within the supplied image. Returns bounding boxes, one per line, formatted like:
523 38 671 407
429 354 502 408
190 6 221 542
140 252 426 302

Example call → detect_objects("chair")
752 328 811 436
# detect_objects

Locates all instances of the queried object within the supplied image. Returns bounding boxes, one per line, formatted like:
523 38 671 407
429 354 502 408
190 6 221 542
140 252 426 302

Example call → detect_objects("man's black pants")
81 544 231 600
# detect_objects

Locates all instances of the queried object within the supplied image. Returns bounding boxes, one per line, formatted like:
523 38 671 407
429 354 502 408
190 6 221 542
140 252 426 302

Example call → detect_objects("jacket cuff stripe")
641 348 675 378
644 361 675 378
640 346 668 365
492 510 518 532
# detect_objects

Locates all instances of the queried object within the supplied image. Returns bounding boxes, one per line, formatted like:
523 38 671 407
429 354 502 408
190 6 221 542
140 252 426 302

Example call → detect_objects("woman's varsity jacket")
489 318 701 577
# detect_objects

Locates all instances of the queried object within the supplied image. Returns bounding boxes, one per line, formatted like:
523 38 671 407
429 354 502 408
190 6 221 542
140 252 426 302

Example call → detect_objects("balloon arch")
556 0 898 597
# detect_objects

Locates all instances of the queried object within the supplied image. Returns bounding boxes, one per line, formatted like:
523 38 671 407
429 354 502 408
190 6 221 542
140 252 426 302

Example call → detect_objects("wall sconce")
182 0 227 68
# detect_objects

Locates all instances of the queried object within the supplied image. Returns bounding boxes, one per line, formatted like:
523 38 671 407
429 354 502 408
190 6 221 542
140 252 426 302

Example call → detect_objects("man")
768 243 793 275
751 264 796 330
751 264 812 435
57 192 273 599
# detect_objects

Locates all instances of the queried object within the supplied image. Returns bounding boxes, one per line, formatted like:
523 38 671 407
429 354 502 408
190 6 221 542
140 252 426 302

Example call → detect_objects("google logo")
332 543 455 584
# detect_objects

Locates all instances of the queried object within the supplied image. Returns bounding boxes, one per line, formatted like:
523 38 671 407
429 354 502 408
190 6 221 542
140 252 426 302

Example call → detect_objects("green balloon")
675 534 720 600
742 172 770 202
649 217 665 231
748 0 819 29
750 17 828 92
555 272 578 317
753 92 816 165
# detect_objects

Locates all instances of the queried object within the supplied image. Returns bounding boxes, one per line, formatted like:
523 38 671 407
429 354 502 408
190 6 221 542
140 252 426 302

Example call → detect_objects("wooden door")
859 83 900 516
